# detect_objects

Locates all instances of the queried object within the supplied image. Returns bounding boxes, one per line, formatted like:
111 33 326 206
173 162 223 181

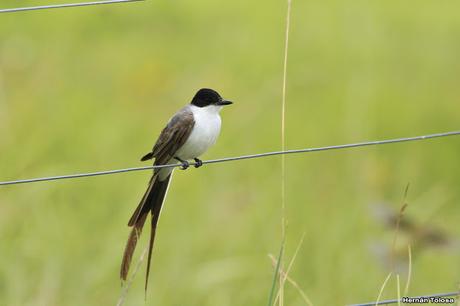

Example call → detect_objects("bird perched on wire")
120 88 233 290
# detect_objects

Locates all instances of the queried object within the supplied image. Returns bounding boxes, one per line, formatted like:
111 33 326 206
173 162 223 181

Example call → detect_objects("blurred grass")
1 0 460 305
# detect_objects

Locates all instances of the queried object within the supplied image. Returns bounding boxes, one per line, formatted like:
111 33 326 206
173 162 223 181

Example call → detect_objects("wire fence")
1 2 459 305
0 0 144 14
0 130 459 186
349 291 459 306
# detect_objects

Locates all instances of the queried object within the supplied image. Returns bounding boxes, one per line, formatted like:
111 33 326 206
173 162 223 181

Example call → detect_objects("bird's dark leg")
174 157 189 170
193 158 203 168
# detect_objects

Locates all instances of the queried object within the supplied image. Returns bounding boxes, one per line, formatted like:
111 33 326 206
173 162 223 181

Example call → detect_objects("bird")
120 88 233 290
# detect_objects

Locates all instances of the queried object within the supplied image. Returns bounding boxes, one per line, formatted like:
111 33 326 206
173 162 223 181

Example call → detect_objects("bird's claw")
180 161 190 170
194 158 203 168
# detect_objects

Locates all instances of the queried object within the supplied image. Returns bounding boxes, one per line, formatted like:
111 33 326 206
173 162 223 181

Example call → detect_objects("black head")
191 88 232 107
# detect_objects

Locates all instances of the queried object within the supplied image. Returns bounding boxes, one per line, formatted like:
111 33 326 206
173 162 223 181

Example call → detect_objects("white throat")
174 104 222 161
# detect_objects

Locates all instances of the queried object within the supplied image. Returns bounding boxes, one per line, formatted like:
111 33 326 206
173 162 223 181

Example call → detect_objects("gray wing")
141 107 195 167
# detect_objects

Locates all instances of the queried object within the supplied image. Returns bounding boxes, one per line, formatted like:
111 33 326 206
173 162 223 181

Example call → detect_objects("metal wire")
349 291 459 306
0 0 144 14
0 130 459 186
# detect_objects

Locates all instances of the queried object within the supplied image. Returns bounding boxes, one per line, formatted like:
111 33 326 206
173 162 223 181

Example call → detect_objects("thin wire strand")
349 291 459 306
0 0 144 14
0 131 459 186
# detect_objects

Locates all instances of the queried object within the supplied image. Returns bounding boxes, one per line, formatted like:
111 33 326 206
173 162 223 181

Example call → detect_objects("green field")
1 1 459 305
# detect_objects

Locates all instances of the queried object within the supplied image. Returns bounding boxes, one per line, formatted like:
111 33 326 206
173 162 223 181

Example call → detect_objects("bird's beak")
216 99 233 106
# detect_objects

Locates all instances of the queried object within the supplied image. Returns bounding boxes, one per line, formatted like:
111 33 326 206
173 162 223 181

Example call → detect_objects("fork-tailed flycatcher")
120 88 232 290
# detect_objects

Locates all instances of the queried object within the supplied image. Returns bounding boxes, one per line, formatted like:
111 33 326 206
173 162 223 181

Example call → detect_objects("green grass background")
1 0 459 305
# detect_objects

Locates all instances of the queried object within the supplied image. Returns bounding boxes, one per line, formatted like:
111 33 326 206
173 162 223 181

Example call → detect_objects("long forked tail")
120 174 171 289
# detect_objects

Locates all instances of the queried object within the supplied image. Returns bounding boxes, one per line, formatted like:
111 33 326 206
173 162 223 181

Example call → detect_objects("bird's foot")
194 158 203 168
175 157 190 170
180 161 190 170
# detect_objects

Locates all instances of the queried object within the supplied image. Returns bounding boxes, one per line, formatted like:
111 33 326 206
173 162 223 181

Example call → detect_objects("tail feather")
120 212 148 280
120 174 171 289
127 175 156 227
144 184 167 291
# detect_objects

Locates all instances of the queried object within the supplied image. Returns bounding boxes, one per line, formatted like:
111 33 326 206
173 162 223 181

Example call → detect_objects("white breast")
175 105 222 160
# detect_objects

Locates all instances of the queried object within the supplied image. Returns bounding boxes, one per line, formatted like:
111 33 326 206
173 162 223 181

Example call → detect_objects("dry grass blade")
270 234 312 306
375 272 393 306
267 237 286 306
273 232 307 305
269 254 314 306
116 246 148 306
390 184 410 271
278 0 292 304
403 245 412 298
285 233 305 278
